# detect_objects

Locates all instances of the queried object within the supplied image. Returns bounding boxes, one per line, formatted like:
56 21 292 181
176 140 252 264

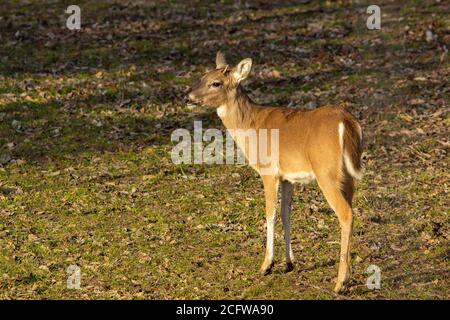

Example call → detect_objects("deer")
187 52 363 293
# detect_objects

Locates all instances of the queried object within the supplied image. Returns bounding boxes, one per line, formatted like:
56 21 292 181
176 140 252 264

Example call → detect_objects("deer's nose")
183 95 191 105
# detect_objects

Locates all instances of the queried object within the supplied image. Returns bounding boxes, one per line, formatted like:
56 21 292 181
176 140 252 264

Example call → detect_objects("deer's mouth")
186 102 200 110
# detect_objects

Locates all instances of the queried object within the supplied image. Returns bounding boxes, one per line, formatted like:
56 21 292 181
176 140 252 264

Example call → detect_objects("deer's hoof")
284 262 294 273
259 262 274 276
333 281 348 294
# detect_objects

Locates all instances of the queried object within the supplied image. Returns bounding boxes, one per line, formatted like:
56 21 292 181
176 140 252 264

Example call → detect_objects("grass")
0 0 448 299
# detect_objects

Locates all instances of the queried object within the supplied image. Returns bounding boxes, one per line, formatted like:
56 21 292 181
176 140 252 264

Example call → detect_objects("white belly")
281 171 316 184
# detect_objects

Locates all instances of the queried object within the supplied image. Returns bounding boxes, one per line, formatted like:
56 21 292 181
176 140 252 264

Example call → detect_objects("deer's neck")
218 87 258 130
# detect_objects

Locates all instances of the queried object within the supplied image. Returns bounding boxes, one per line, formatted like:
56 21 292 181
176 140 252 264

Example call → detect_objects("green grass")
0 0 448 299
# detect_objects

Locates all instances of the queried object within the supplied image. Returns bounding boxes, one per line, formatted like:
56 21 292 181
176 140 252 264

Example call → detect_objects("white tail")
339 122 363 180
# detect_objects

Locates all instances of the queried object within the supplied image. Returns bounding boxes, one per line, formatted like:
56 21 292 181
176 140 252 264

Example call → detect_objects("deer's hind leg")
281 180 294 272
315 171 355 293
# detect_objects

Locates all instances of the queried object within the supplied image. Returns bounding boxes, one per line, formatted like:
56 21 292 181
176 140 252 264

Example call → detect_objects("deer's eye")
211 81 222 88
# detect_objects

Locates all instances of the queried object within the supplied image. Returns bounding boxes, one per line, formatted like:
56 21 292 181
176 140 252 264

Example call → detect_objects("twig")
297 280 351 300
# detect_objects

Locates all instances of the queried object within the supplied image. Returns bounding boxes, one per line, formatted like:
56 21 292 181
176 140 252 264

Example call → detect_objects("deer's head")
188 52 252 108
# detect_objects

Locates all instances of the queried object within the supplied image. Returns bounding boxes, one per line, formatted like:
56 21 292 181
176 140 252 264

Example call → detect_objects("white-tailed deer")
188 52 363 293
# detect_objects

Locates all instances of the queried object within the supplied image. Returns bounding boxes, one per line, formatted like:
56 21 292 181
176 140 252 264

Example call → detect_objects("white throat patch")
217 105 227 118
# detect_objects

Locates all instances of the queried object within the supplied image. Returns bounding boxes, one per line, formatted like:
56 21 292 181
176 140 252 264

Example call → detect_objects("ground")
0 0 448 299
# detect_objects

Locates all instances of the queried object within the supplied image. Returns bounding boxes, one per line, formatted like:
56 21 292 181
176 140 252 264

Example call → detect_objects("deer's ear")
216 51 227 69
232 58 252 83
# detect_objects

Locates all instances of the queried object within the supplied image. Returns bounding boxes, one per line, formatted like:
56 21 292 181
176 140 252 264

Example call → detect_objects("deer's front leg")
260 175 279 275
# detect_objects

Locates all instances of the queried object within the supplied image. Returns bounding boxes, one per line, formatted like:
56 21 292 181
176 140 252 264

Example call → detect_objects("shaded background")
0 0 448 299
